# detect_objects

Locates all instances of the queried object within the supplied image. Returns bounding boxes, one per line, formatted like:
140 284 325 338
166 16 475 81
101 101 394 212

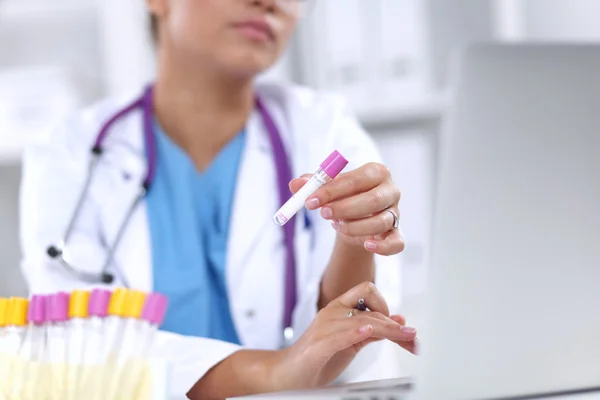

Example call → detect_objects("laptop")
232 44 600 399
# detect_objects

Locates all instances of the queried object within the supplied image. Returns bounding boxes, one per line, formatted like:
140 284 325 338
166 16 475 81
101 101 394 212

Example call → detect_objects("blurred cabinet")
297 0 438 120
0 0 104 164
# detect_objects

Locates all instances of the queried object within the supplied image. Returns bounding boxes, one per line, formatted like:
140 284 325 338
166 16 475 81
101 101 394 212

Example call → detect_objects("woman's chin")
218 51 279 79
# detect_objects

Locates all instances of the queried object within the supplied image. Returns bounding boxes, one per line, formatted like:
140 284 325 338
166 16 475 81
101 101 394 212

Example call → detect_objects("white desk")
229 378 600 400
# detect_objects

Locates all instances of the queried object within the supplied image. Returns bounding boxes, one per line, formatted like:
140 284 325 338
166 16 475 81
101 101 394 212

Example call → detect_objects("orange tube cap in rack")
123 290 146 319
8 297 29 327
108 288 128 317
69 290 90 318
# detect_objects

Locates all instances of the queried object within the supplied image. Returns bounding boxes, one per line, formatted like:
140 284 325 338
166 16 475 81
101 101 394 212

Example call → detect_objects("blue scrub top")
145 121 245 344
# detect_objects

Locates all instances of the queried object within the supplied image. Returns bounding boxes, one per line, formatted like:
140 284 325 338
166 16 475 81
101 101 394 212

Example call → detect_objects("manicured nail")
331 220 340 231
365 241 377 250
359 325 372 334
321 207 333 219
306 198 319 209
401 327 416 335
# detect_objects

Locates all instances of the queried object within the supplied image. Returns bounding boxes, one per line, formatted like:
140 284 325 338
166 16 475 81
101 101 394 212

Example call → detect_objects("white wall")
522 0 600 41
494 0 600 42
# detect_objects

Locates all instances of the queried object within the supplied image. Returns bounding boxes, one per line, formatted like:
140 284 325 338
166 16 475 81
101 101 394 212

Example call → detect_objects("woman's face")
149 0 299 77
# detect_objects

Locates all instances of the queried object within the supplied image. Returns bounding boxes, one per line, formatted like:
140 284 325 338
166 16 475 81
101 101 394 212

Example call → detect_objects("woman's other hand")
290 163 404 256
271 281 416 391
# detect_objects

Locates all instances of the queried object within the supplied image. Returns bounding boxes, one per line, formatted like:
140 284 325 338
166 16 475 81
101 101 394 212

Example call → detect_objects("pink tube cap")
320 150 349 179
141 293 168 326
89 289 112 317
28 295 47 325
47 292 69 322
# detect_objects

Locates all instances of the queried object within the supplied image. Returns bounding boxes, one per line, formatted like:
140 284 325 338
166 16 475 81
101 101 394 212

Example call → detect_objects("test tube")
46 292 70 400
66 290 90 400
273 150 349 226
0 299 8 341
14 295 47 400
0 298 6 400
79 289 111 398
119 293 168 399
98 288 128 400
106 290 146 400
139 293 168 358
0 298 28 398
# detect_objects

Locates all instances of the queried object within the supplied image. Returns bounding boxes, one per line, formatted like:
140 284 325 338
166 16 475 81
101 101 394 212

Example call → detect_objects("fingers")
319 183 400 221
332 208 399 237
306 163 391 210
364 229 405 256
389 315 418 354
289 174 312 194
340 313 417 342
333 281 390 317
390 314 406 326
317 324 374 357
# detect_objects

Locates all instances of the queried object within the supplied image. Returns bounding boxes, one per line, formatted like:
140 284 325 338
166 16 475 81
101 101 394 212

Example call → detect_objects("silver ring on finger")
386 208 400 230
347 309 357 318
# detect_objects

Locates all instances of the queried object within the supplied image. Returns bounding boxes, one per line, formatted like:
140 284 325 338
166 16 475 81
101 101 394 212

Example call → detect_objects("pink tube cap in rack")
47 292 69 322
89 289 111 317
28 295 47 325
320 150 349 179
141 293 168 326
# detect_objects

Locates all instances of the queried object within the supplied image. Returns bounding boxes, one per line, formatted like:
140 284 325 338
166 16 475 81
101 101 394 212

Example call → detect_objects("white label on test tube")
79 289 111 400
46 293 70 400
12 295 47 400
273 150 349 226
119 293 168 400
66 290 90 400
0 298 28 399
106 290 146 400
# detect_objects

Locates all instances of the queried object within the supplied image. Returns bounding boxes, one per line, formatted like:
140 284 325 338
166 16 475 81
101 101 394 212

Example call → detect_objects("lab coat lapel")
227 109 278 308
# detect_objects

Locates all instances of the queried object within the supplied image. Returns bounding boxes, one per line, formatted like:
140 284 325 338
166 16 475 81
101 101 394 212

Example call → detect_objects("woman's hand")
290 163 404 256
187 282 416 400
270 281 417 391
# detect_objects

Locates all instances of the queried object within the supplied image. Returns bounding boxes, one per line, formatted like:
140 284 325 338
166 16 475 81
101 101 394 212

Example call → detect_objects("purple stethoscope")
47 84 300 345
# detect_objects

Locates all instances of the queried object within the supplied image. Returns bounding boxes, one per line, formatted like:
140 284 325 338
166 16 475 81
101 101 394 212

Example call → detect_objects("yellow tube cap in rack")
123 290 146 319
108 288 128 317
69 290 90 318
0 298 9 327
8 297 29 327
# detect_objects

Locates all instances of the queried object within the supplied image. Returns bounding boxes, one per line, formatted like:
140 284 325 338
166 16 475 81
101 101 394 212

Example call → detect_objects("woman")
19 0 416 398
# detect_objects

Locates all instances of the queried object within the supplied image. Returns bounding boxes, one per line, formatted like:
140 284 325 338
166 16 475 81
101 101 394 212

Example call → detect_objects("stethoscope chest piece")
283 326 294 348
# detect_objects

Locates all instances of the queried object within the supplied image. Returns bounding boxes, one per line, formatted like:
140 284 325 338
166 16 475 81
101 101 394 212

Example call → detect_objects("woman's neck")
153 58 254 171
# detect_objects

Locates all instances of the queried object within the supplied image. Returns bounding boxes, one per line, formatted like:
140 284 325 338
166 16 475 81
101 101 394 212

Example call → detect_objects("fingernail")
359 325 372 334
321 207 333 219
306 198 319 210
400 327 416 335
331 220 340 231
365 241 377 250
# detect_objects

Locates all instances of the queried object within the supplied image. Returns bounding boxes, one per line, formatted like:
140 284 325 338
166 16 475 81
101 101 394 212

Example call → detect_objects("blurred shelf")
0 0 97 18
358 93 448 130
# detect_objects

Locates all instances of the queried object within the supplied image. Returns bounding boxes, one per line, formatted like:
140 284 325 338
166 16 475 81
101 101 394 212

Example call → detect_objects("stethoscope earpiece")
46 245 62 259
101 273 115 284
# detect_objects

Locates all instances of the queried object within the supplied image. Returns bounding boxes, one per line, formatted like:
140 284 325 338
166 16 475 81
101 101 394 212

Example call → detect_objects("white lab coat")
19 82 402 398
